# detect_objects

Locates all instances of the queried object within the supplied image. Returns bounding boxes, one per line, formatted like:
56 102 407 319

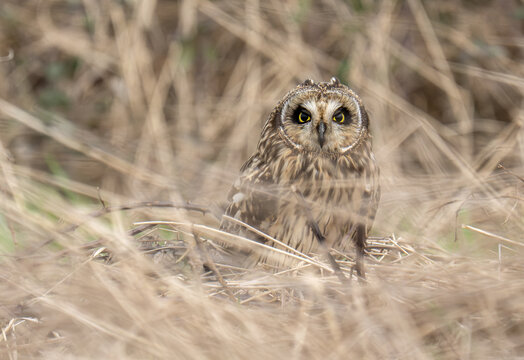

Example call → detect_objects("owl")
220 78 380 277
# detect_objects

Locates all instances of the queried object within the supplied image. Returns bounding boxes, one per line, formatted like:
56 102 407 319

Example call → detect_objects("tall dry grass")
0 0 523 358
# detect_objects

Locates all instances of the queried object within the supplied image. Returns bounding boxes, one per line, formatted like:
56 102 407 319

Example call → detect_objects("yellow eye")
293 106 311 124
293 106 312 124
333 111 344 123
299 112 311 123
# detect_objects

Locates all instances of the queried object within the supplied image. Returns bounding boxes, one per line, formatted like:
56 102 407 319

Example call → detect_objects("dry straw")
0 0 523 358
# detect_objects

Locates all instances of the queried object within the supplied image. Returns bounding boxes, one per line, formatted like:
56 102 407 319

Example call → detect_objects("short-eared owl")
221 78 380 276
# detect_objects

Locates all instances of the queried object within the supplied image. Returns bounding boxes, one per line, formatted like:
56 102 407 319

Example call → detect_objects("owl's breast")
269 149 368 203
263 149 374 255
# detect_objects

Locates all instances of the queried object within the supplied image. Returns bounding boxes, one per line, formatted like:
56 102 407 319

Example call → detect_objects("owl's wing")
220 154 277 237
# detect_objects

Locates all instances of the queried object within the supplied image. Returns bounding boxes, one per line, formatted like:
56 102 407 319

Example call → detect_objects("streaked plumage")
220 78 380 274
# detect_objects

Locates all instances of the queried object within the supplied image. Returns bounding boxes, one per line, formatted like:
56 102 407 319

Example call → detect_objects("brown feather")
220 79 380 269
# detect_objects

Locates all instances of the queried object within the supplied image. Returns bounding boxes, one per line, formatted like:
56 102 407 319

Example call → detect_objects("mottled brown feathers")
221 78 380 270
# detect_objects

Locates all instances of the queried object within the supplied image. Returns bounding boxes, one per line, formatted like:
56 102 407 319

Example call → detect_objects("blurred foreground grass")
0 0 523 358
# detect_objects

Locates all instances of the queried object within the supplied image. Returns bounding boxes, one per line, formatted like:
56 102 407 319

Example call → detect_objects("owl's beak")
317 122 326 148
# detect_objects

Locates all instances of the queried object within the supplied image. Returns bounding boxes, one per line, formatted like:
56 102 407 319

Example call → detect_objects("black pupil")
300 112 309 122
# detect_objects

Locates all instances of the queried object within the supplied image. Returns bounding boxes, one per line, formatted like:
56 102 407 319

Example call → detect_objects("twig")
29 202 213 252
192 229 237 302
129 223 158 237
62 201 213 233
462 224 524 248
498 164 524 183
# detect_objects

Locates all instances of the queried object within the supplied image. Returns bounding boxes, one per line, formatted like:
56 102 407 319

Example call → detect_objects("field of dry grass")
1 0 523 358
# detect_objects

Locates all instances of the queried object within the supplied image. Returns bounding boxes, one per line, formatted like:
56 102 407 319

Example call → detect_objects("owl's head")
273 77 369 156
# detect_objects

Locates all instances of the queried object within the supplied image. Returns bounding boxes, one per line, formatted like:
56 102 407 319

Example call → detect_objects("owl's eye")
333 108 349 124
294 107 312 124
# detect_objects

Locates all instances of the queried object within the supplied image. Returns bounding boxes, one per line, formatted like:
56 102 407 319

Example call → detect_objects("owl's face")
277 78 369 156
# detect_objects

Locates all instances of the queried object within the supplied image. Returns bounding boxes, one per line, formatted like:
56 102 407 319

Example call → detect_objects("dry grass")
1 0 523 358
